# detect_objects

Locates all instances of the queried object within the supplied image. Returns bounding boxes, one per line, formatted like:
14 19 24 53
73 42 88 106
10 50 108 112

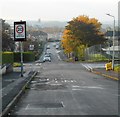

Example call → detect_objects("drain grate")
29 102 64 108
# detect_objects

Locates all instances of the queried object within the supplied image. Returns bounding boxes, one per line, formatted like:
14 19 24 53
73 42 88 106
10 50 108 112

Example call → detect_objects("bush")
88 54 109 62
14 52 35 62
13 62 21 67
114 65 120 73
14 52 21 62
23 52 35 62
2 52 14 64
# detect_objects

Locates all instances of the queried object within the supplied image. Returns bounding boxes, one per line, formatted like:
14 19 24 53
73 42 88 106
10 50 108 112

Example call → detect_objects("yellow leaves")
62 29 75 54
62 15 104 55
76 15 89 24
63 29 71 35
74 15 102 30
61 37 72 53
77 45 86 57
89 18 101 30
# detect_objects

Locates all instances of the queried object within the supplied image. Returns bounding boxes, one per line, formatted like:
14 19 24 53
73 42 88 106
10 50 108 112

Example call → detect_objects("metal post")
20 41 23 77
112 17 115 70
106 14 115 70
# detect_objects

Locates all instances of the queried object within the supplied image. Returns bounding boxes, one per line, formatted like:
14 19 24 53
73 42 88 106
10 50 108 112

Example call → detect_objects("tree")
61 29 80 55
61 15 106 58
2 19 15 51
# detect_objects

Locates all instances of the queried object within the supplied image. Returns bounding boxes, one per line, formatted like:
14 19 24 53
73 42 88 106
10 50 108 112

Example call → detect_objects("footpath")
58 51 119 81
1 67 37 117
92 68 119 81
82 63 119 81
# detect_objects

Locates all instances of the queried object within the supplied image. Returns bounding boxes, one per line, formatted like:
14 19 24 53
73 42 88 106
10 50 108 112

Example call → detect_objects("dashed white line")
72 89 82 90
72 85 80 88
25 104 29 110
61 101 65 107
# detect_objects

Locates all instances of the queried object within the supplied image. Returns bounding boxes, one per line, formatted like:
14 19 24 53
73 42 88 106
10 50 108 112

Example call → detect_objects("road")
10 42 118 116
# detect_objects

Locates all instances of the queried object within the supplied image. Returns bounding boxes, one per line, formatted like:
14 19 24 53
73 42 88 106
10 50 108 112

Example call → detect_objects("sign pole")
20 41 23 77
14 21 26 77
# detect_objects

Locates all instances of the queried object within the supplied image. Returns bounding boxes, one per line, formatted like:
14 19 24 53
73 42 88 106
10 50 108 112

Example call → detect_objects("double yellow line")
92 70 119 81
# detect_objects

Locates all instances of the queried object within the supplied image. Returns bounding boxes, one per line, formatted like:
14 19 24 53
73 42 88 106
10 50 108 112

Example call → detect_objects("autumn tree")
61 29 81 58
61 15 106 59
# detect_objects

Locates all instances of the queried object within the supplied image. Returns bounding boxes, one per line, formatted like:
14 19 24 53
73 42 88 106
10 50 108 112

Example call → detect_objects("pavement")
1 67 37 117
82 63 119 81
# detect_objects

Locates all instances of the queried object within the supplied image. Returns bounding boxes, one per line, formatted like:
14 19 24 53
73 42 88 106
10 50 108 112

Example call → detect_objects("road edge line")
92 70 119 81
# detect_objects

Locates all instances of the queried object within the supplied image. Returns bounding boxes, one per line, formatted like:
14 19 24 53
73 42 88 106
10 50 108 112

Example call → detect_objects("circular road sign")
16 25 24 33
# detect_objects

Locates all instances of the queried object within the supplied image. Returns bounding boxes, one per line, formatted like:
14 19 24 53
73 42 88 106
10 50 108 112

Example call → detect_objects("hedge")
2 52 14 64
1 52 35 65
23 52 35 62
14 52 35 62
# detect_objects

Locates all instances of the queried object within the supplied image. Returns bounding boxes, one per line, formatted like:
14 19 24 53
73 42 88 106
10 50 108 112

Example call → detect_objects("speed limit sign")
16 25 24 33
14 21 26 41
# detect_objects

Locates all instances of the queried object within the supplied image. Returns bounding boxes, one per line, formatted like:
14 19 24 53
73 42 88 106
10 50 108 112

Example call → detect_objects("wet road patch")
30 83 67 90
26 102 64 109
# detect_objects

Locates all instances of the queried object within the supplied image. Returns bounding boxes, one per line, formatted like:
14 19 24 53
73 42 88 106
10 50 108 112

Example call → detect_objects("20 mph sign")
14 21 26 41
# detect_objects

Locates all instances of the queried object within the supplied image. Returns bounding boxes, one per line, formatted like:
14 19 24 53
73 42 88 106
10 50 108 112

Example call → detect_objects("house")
103 30 120 59
105 31 120 45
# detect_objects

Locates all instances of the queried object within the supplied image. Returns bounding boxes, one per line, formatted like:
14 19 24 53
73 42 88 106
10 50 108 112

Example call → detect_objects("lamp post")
106 14 115 70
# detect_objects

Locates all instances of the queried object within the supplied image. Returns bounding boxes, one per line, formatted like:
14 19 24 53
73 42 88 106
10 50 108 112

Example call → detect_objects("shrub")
14 52 21 62
2 52 14 64
114 65 120 73
23 52 35 62
14 52 35 62
13 62 21 67
88 54 109 62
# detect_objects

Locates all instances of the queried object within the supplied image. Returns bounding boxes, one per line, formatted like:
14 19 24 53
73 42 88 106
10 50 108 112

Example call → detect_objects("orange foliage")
61 15 104 54
62 29 80 54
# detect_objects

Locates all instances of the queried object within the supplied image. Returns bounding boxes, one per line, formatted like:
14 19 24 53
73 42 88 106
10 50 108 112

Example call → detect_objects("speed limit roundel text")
16 25 24 33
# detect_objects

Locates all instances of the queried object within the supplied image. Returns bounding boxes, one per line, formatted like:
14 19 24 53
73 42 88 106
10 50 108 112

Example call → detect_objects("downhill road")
10 42 118 116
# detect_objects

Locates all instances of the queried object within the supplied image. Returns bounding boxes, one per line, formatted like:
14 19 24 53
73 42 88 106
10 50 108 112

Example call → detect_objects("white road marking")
72 86 104 90
51 83 62 86
61 101 65 107
57 55 61 61
72 89 82 90
81 64 90 70
72 85 80 88
25 104 29 110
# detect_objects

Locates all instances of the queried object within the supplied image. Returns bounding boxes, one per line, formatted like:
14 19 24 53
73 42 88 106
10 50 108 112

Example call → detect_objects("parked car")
45 53 51 57
43 56 51 62
46 45 50 49
53 43 56 47
56 45 59 49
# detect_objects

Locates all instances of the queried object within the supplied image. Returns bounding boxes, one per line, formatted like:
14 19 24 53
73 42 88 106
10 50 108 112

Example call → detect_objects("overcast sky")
1 0 119 22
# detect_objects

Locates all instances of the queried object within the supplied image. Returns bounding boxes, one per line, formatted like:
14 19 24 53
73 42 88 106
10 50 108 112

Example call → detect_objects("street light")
106 13 115 70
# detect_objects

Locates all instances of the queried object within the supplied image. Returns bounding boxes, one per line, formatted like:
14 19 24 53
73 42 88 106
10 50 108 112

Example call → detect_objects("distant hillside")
5 19 117 29
27 20 67 28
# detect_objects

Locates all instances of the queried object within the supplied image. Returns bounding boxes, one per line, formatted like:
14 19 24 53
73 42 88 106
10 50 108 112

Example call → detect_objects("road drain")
29 102 64 108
